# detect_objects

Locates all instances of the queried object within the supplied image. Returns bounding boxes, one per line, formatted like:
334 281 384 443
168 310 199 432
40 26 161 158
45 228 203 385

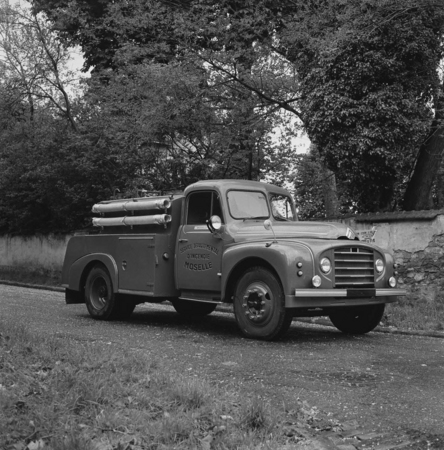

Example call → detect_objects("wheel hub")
91 278 108 309
242 284 271 322
98 285 107 298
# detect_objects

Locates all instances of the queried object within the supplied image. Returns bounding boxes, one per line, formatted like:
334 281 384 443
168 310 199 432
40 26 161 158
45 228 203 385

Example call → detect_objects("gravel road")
1 284 444 447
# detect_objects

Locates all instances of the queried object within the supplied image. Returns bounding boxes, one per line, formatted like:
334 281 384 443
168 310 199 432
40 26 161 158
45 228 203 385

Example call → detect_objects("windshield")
270 194 297 221
227 190 269 219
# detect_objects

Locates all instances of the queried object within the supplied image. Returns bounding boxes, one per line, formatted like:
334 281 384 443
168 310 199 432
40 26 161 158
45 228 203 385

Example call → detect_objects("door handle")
179 239 188 243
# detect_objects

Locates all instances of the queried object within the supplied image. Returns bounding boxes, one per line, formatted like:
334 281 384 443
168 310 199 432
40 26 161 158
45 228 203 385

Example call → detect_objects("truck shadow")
103 305 377 345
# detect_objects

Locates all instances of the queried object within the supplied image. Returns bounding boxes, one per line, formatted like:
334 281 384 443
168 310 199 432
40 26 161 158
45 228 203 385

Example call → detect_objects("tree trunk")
403 93 444 211
310 144 340 217
321 163 340 217
436 165 444 208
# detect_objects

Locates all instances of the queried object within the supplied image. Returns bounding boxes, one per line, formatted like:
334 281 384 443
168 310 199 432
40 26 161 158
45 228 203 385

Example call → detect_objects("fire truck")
62 180 405 340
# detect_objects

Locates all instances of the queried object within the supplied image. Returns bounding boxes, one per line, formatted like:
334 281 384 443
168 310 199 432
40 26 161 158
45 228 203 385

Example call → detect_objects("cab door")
176 190 224 297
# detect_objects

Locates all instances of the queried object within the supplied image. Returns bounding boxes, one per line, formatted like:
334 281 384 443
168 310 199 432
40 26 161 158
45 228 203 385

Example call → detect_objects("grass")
0 318 335 450
0 266 61 287
239 397 276 434
384 299 444 332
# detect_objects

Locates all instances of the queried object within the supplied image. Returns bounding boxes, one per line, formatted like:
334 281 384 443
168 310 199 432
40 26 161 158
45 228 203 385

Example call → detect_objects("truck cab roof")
184 179 291 197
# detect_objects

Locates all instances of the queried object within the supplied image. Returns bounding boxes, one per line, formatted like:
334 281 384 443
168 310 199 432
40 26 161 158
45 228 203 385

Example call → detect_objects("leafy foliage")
1 0 444 235
281 0 444 212
1 0 300 234
293 145 355 220
0 1 82 128
31 0 444 213
88 62 292 189
0 113 123 234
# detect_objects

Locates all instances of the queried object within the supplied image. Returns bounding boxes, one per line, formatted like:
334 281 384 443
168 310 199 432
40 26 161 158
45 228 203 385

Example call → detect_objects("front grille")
334 247 375 288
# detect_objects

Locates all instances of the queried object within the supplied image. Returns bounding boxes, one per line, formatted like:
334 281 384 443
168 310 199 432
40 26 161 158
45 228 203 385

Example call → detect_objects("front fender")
67 253 119 293
221 240 315 300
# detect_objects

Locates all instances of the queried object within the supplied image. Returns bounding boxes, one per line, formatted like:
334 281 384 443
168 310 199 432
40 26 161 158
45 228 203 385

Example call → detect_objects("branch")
189 50 304 122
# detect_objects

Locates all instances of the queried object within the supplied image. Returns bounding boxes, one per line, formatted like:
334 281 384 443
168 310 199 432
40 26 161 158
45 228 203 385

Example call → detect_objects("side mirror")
264 219 277 247
207 215 223 234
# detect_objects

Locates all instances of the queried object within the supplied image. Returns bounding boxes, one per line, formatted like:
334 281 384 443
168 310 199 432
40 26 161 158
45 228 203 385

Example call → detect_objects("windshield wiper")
274 216 289 222
242 216 269 220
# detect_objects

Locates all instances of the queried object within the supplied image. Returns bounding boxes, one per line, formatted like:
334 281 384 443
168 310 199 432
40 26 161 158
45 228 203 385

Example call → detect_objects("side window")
186 191 223 225
270 194 297 221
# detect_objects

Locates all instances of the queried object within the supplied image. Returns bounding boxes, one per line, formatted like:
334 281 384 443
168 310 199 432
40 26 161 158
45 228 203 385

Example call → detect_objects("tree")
0 0 82 129
277 0 444 212
294 145 352 219
0 1 300 234
33 0 444 213
403 78 444 210
22 0 444 220
84 61 298 190
32 0 301 183
0 0 97 234
30 0 304 182
0 99 158 234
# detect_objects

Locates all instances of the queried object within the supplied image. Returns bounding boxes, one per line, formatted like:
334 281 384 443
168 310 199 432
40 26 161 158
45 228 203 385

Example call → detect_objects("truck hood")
227 220 357 242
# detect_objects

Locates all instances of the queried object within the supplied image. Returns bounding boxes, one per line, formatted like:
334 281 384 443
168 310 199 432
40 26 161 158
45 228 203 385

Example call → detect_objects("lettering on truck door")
176 191 224 294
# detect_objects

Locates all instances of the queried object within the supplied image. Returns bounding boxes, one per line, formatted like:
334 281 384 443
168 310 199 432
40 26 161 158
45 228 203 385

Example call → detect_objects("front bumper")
295 288 406 298
285 288 406 309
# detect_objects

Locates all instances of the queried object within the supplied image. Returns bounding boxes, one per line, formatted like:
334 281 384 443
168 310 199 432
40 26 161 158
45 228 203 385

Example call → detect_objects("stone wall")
0 234 71 284
336 210 444 305
1 211 444 304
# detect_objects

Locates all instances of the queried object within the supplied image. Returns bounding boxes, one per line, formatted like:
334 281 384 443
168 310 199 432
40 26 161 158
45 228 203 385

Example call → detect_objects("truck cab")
62 179 405 340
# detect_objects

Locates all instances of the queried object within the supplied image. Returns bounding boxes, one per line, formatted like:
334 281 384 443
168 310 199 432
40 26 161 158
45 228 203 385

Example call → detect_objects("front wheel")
233 267 293 341
329 304 385 335
85 265 135 320
171 299 217 317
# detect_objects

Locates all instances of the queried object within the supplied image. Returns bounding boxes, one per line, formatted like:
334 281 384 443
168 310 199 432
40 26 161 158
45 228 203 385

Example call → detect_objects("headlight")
375 259 384 273
320 257 332 274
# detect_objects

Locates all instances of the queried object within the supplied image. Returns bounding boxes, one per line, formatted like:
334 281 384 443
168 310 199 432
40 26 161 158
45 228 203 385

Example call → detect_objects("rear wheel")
329 304 385 335
85 265 135 320
171 299 217 317
233 267 293 340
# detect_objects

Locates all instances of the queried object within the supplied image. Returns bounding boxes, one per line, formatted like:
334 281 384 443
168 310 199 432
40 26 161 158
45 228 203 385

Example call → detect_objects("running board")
179 297 221 304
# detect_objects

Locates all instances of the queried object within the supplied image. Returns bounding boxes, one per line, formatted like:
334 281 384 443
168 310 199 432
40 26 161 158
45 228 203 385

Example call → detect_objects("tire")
329 304 385 335
85 265 135 320
171 299 217 317
233 267 293 341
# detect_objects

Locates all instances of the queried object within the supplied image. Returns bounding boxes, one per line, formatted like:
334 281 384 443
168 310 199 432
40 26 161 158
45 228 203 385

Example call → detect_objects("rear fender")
67 253 119 293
